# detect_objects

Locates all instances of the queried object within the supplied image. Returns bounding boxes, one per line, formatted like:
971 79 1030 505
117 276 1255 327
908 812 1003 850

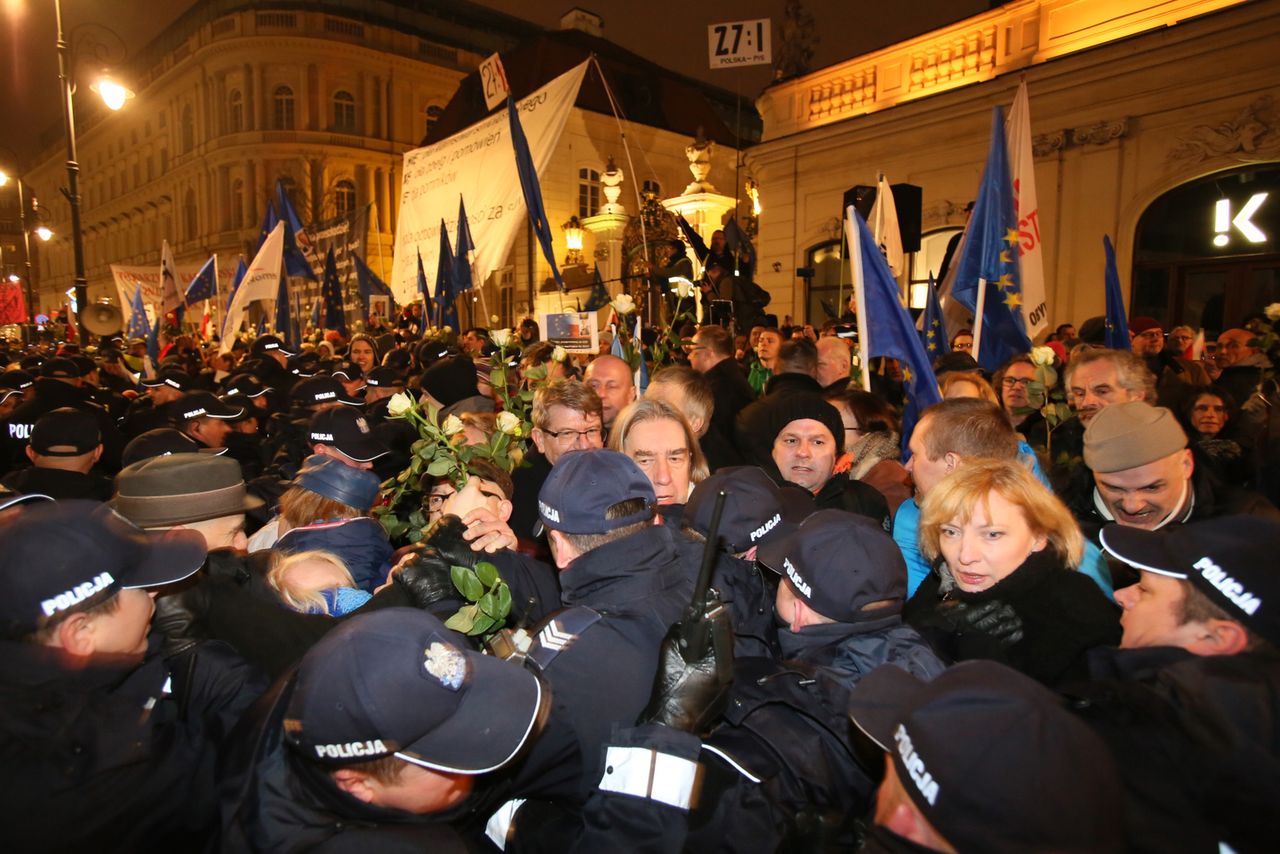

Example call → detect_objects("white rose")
1266 303 1280 322
496 411 522 435
551 345 567 362
387 392 414 417
490 328 512 348
670 277 696 299
611 293 635 315
441 414 465 436
1030 346 1056 366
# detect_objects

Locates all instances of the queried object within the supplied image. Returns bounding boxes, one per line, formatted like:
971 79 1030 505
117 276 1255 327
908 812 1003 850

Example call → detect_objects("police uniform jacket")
524 524 691 794
1 378 124 472
0 636 263 852
1066 646 1280 854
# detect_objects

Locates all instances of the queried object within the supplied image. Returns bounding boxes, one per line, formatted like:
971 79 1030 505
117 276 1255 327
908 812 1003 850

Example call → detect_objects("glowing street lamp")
35 226 54 242
91 75 134 111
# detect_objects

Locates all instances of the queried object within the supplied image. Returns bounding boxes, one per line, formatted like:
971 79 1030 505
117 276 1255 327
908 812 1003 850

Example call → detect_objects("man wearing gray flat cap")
113 453 264 551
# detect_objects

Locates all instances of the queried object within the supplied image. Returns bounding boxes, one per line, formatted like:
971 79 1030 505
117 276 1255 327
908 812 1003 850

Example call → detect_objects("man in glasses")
995 355 1038 430
509 381 605 551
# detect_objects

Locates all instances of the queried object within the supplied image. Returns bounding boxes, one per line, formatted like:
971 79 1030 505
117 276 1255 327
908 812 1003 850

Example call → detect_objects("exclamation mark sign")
1213 199 1231 247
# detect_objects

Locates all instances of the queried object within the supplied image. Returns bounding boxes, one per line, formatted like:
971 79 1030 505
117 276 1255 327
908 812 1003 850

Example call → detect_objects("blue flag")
184 256 218 306
322 247 348 336
127 287 150 340
435 220 458 332
274 269 292 344
848 207 942 454
310 295 321 330
610 325 626 360
227 257 247 316
507 96 566 291
634 315 649 396
353 251 394 316
454 196 475 293
1103 235 1131 351
920 274 950 359
950 106 1032 370
255 203 279 254
415 247 430 325
275 179 318 281
583 263 610 312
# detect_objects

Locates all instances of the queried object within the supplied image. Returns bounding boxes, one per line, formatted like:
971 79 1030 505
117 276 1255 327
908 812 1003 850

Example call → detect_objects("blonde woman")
904 458 1120 686
609 398 708 505
266 549 371 616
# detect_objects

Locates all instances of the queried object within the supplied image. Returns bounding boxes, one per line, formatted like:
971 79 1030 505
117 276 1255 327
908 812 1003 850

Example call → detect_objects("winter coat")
274 517 394 593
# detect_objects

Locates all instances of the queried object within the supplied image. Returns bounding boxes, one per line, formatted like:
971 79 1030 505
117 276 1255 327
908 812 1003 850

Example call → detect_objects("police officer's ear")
24 445 37 465
91 444 103 465
53 612 98 657
1186 619 1249 657
331 768 377 804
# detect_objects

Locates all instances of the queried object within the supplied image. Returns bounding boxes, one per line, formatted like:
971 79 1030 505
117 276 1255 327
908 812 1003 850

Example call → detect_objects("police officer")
1 356 123 472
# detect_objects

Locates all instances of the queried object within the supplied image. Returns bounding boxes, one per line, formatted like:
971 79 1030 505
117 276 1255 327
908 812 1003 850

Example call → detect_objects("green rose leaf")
451 565 485 601
496 582 512 616
444 606 475 633
426 457 455 477
490 368 506 388
477 591 500 618
407 528 423 543
470 612 497 636
524 365 547 382
475 560 499 588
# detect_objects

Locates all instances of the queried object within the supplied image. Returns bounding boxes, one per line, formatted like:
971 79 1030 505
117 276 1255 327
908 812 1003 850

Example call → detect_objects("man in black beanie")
767 392 889 528
420 356 492 419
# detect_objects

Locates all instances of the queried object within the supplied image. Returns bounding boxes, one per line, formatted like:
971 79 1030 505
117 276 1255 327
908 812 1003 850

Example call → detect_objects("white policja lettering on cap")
311 432 335 442
164 379 182 389
1192 556 1261 615
41 571 115 617
750 513 781 542
894 724 939 806
539 500 560 523
182 408 207 419
315 391 336 400
313 739 388 759
783 558 811 598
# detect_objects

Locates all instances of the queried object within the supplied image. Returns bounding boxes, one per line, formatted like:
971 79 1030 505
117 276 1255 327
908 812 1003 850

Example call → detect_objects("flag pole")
846 205 872 392
972 278 987 363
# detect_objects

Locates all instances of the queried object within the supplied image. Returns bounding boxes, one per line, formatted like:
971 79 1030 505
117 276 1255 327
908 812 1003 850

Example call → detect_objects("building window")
228 90 243 133
158 111 166 128
642 179 662 198
231 179 244 229
133 164 140 188
273 85 295 130
906 228 962 308
181 105 194 153
278 175 302 218
184 189 198 241
334 179 356 216
160 149 169 173
146 156 154 181
578 168 600 218
332 90 356 131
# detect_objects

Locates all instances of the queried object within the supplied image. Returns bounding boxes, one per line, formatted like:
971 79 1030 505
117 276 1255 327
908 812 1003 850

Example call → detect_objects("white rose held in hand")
611 293 635 315
671 277 696 299
496 411 522 435
441 415 465 436
1265 303 1280 322
387 392 414 417
552 345 567 362
490 328 512 348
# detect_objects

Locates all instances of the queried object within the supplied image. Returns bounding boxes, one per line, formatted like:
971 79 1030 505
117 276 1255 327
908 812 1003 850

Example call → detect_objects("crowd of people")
0 301 1277 853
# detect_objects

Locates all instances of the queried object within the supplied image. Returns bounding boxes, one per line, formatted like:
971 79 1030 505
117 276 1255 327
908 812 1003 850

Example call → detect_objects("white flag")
1006 80 1048 339
870 173 904 278
222 222 285 350
159 239 183 317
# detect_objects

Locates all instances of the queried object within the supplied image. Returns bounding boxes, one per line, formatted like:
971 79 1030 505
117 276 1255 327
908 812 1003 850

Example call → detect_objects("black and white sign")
708 19 771 69
479 53 511 111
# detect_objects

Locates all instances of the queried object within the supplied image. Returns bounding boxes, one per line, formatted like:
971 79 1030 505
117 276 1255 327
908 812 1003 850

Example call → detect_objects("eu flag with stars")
353 251 395 317
127 286 150 340
435 220 459 332
920 274 949 359
584 263 610 312
184 255 218 306
454 196 475 293
950 106 1032 371
847 205 942 453
322 247 348 336
416 247 430 325
508 95 565 291
275 179 318 281
1102 235 1131 350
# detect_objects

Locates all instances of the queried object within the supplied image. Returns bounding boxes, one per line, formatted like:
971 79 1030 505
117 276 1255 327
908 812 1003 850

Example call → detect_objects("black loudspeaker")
841 183 923 252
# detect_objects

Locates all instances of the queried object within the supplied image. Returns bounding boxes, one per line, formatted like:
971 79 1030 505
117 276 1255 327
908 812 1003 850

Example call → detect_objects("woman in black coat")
905 458 1120 686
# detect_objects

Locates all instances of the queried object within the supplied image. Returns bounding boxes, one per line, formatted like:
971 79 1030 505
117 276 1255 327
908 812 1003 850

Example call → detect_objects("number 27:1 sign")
708 19 772 69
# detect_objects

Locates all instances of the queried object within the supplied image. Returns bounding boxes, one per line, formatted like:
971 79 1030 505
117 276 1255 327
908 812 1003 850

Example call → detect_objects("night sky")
0 0 986 164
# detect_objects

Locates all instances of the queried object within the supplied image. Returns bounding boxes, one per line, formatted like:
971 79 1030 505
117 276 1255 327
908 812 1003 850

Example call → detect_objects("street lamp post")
54 0 87 324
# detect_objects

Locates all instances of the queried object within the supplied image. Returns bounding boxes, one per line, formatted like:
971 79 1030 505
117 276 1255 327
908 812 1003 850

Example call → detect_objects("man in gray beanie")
1069 401 1279 591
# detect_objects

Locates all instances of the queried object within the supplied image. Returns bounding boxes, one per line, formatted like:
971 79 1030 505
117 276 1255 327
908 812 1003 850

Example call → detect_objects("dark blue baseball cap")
757 508 906 622
284 608 544 774
295 454 381 510
686 465 802 553
534 449 655 537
